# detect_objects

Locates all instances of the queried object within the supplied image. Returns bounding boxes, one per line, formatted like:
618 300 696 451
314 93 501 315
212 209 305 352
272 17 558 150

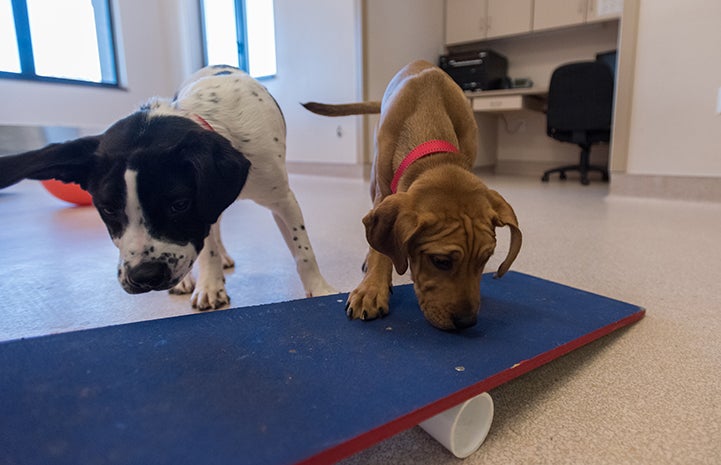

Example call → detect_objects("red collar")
390 140 460 193
190 114 214 132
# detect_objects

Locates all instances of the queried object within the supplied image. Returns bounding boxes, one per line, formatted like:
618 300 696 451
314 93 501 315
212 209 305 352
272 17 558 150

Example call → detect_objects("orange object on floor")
41 179 93 206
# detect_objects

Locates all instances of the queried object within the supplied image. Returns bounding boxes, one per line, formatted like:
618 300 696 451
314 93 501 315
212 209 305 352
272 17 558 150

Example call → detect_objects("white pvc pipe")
419 392 494 458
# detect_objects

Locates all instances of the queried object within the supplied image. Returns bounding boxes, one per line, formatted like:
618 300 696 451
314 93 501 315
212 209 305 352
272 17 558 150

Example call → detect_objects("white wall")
363 0 446 163
625 0 721 177
264 0 362 164
364 0 445 101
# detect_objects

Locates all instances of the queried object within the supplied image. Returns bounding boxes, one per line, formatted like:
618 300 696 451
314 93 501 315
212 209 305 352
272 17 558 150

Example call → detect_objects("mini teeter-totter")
0 271 644 464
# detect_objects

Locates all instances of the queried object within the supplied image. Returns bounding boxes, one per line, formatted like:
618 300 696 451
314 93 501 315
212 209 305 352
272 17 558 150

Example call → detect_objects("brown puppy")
304 60 521 330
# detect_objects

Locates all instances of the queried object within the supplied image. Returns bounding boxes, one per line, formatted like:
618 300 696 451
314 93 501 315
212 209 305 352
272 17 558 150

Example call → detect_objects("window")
200 0 277 78
0 0 118 86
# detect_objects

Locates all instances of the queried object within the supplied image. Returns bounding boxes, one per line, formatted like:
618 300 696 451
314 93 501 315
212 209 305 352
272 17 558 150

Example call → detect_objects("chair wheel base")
541 166 609 185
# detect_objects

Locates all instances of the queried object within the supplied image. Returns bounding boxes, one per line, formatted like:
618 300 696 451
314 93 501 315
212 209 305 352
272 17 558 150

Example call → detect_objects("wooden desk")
465 88 547 113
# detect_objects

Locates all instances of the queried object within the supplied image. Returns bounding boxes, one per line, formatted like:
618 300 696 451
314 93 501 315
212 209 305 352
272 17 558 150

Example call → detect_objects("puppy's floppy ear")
485 189 522 278
0 136 100 190
362 193 420 274
185 134 251 224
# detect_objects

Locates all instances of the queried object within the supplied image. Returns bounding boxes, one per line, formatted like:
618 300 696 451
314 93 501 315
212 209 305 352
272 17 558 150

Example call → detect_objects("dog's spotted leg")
169 272 195 295
346 248 393 320
261 189 337 297
190 222 230 310
215 215 235 269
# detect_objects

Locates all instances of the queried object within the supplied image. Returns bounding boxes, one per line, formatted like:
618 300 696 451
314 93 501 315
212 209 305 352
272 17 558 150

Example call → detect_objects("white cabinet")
533 0 587 32
533 0 622 32
445 0 487 45
486 0 533 39
445 0 533 45
446 0 622 46
587 0 624 23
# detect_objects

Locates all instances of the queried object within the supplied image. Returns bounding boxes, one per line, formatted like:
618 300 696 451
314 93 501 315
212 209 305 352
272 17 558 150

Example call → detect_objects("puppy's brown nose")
452 313 477 330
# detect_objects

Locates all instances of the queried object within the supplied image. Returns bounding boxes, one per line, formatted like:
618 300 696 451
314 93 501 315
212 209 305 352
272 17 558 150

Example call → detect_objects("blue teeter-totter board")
0 272 644 465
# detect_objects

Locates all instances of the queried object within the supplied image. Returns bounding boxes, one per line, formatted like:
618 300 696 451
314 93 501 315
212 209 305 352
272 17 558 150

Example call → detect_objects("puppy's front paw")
191 280 230 310
169 274 195 295
345 282 391 321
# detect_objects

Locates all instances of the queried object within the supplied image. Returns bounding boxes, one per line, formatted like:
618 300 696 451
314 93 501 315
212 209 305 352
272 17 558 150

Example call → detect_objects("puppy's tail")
302 101 381 117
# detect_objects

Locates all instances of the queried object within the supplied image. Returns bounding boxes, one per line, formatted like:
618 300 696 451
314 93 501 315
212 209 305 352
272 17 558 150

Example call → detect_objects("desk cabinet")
445 0 533 45
468 89 547 113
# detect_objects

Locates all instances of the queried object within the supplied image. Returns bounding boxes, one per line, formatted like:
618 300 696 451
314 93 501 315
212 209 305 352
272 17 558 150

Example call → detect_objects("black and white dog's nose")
126 262 171 291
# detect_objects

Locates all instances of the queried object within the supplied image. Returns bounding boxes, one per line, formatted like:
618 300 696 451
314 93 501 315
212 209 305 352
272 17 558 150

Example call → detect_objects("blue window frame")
200 0 277 78
0 0 119 87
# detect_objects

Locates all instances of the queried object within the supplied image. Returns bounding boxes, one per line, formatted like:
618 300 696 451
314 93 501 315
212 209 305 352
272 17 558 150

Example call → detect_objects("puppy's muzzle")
418 292 480 331
124 262 173 294
452 313 478 330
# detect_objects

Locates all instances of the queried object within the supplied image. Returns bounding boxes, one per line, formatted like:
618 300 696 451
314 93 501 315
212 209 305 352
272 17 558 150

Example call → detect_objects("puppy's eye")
169 199 190 214
99 206 119 217
430 255 453 271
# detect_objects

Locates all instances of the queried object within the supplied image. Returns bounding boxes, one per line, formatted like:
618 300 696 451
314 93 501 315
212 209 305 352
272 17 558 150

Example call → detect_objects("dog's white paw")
169 273 195 295
191 280 230 310
305 279 339 298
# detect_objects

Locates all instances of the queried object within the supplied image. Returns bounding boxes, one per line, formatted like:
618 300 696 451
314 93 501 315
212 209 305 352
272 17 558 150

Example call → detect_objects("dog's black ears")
0 136 100 190
186 135 251 224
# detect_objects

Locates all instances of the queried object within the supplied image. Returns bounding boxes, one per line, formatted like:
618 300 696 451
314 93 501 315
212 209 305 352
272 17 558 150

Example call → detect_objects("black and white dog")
0 65 336 309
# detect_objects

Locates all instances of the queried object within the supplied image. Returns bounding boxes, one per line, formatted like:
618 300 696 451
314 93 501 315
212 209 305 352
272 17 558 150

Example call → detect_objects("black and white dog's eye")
99 206 119 217
430 255 453 271
169 199 190 214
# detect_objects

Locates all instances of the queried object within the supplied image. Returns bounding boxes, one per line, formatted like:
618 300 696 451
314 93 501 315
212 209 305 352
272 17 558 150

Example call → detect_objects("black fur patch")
98 113 251 251
0 112 251 253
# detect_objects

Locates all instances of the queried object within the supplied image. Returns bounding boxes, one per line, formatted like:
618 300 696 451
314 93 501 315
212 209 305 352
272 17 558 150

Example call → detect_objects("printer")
439 50 508 91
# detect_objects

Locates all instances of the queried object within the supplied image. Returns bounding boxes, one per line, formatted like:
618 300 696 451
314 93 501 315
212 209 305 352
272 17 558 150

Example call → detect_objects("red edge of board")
295 307 646 465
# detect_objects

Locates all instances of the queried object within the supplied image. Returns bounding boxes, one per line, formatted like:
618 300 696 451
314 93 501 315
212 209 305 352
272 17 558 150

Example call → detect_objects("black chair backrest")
547 61 614 134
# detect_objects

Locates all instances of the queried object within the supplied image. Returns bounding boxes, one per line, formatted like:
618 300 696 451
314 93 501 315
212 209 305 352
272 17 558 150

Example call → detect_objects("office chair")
541 61 614 185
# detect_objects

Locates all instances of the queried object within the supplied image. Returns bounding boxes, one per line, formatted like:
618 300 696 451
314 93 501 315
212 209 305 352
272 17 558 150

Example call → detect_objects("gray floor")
1 174 720 464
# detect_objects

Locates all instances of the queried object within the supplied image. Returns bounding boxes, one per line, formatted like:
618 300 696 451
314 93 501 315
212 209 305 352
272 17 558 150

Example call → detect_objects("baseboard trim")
494 160 566 178
285 163 721 204
286 161 370 179
610 173 721 203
